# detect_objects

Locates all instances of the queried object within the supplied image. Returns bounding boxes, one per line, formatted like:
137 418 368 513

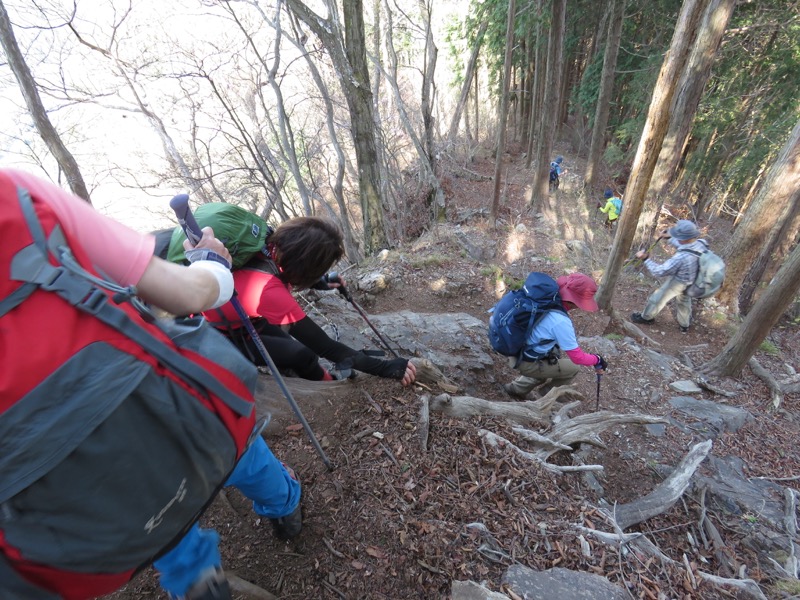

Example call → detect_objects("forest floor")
110 143 800 600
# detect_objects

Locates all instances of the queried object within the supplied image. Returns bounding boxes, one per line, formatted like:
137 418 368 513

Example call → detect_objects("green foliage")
759 339 780 356
685 1 800 205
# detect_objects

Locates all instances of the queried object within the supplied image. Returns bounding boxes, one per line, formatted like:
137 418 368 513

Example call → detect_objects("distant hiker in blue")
598 188 622 229
631 220 705 333
549 156 567 190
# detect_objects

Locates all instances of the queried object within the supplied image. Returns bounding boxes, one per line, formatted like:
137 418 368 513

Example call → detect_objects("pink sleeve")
565 347 600 367
5 169 155 285
257 276 307 325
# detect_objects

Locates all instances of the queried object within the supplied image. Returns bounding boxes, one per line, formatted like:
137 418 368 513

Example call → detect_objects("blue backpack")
488 272 566 364
611 197 622 213
549 163 559 182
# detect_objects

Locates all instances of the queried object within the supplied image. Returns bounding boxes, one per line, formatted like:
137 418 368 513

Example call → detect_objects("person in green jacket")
598 189 622 229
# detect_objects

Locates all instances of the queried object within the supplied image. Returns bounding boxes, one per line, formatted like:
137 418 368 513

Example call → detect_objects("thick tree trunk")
0 0 91 202
490 0 516 227
585 0 626 193
524 0 545 169
530 0 566 210
635 0 736 247
702 240 800 377
715 119 800 313
596 0 707 310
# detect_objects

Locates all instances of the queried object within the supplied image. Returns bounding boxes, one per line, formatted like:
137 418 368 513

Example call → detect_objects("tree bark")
635 0 736 247
490 0 516 226
286 0 389 254
585 0 626 193
715 119 800 313
596 0 708 310
530 0 566 210
524 0 545 170
0 0 91 202
701 238 800 377
446 20 488 145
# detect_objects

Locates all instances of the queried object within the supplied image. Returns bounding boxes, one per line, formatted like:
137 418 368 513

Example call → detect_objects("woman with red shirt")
205 216 416 387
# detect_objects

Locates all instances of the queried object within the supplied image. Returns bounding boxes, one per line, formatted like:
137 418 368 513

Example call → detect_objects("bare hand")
183 226 233 265
401 360 417 387
636 250 649 260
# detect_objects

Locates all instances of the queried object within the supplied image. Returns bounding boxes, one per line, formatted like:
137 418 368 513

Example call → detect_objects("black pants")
227 324 325 381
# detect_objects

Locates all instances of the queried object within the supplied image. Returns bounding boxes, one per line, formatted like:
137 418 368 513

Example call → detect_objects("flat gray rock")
451 580 510 600
669 379 701 393
502 565 628 600
669 396 752 436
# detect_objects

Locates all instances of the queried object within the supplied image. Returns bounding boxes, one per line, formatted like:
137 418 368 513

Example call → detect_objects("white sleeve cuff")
188 260 234 309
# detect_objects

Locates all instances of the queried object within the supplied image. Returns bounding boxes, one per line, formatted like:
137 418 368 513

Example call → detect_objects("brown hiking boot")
270 503 303 540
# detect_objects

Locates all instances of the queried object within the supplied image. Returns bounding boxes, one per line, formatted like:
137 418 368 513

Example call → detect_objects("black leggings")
227 325 326 381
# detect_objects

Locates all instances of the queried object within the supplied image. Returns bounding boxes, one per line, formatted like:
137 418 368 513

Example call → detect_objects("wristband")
184 248 232 270
188 260 234 309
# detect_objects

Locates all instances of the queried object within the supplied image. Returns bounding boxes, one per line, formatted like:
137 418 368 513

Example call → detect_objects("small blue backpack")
488 272 566 364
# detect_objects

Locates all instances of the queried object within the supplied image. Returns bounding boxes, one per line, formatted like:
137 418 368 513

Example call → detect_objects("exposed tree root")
428 386 583 426
748 357 784 408
611 439 712 530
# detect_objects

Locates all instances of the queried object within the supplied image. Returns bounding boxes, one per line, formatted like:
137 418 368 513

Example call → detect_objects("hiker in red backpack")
503 273 607 399
631 219 705 333
0 169 300 600
204 216 417 386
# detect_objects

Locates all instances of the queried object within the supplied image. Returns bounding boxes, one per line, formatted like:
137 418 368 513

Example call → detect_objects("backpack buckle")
78 286 109 315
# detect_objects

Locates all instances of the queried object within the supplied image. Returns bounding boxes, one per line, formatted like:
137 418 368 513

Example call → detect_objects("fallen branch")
695 376 737 398
414 358 459 393
429 387 583 426
748 357 783 409
612 439 712 530
419 394 430 452
576 522 768 600
480 429 603 474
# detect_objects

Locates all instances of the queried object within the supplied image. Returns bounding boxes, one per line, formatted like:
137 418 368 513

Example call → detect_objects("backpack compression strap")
5 185 253 418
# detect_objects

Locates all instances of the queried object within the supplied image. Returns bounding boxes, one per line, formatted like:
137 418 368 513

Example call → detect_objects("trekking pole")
328 271 401 359
170 194 334 470
623 235 664 268
595 371 602 412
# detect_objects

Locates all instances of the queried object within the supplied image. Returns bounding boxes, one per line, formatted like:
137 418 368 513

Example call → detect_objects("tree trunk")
715 119 800 313
490 0 516 227
286 0 389 254
595 0 708 310
701 239 800 377
585 0 626 193
524 0 545 169
741 198 800 313
446 21 488 145
0 0 91 202
634 0 735 247
530 0 566 210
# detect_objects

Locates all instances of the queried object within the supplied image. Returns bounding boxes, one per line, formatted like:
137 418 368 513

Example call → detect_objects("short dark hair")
269 216 344 288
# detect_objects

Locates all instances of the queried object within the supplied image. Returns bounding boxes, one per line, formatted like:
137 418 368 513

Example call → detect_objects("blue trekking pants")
153 436 301 598
641 276 692 328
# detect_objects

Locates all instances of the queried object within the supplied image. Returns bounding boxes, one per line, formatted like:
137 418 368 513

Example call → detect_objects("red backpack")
0 173 258 600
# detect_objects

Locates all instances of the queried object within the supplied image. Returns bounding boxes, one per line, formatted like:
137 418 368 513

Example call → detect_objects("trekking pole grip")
328 271 353 302
169 194 203 246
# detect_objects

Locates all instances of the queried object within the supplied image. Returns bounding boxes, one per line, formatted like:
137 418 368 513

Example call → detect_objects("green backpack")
166 203 273 269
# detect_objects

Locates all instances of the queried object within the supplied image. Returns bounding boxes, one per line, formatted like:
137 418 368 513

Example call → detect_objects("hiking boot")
680 325 690 333
270 503 303 540
631 312 655 325
503 383 528 399
182 567 231 600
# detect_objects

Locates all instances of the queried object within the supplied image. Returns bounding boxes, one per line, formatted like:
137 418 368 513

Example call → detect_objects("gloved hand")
594 354 608 372
376 357 416 386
